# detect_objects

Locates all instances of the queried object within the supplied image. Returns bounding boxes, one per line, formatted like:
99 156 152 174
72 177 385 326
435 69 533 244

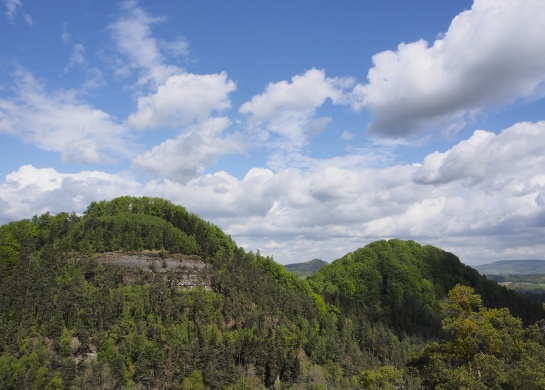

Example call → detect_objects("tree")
181 370 205 390
0 228 20 273
412 284 545 389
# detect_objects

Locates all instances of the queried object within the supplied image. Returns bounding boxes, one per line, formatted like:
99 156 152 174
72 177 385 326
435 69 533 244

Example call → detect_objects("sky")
1 0 545 265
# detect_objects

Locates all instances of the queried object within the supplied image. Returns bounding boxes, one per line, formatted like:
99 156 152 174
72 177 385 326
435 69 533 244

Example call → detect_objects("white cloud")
127 72 236 130
64 43 86 72
143 121 545 264
265 145 395 173
160 38 189 58
132 117 244 182
3 0 21 22
2 0 30 25
81 68 105 91
1 0 543 269
2 121 544 265
341 131 355 141
240 69 352 124
354 0 545 138
239 69 354 168
107 1 188 87
414 121 545 186
0 165 141 222
108 2 164 71
0 68 130 164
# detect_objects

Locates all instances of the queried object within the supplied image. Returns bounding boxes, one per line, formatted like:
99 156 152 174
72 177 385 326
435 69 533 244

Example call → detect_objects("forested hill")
308 240 545 336
1 196 544 389
283 259 328 278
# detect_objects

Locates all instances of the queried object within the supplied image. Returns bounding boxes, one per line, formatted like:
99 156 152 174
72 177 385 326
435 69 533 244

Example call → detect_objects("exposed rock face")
95 252 213 290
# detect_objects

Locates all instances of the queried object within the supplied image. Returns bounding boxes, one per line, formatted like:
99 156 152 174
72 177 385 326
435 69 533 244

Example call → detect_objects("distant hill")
283 258 328 278
475 260 545 275
308 240 545 336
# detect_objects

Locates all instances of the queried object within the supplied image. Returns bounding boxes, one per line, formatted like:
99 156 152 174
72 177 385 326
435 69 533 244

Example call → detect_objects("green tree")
0 228 20 273
412 284 545 389
181 370 205 390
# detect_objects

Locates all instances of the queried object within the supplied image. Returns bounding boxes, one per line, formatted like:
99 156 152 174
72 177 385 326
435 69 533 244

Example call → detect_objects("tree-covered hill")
283 259 328 278
0 197 326 388
307 239 545 336
0 197 544 389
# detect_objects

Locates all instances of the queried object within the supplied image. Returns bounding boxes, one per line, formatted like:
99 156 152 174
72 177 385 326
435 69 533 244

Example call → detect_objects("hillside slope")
308 239 544 336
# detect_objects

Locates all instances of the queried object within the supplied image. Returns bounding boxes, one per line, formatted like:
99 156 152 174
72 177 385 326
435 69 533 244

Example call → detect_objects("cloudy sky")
1 0 545 265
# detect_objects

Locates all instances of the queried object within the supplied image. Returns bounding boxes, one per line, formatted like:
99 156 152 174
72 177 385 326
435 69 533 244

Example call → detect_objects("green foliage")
82 196 236 260
0 198 543 389
182 370 206 389
309 239 545 337
360 365 404 389
67 212 201 254
411 285 545 389
0 227 20 273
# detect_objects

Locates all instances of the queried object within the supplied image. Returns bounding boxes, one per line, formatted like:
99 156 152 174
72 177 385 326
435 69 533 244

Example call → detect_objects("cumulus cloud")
240 69 352 124
106 2 242 181
239 69 354 167
132 117 244 182
0 92 545 264
0 68 130 164
2 121 544 265
127 72 236 130
107 1 240 180
0 165 141 223
265 145 395 173
2 0 544 267
354 0 545 138
414 121 545 186
144 120 545 264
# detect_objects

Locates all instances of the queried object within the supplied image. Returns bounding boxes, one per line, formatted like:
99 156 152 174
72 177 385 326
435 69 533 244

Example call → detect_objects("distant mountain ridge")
475 260 545 275
283 258 328 278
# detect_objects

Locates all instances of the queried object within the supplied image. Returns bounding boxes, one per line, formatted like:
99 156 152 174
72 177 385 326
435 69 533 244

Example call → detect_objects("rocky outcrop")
95 252 213 290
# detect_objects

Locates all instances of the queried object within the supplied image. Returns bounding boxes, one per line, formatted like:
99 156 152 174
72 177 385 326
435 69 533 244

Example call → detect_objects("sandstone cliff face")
95 252 213 290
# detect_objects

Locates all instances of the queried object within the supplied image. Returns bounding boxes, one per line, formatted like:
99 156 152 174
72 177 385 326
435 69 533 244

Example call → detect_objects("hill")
475 259 545 275
0 197 324 389
283 258 328 278
308 239 545 336
1 196 544 389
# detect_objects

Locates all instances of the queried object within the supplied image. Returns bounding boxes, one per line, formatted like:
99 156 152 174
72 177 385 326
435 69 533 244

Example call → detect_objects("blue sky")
1 0 545 265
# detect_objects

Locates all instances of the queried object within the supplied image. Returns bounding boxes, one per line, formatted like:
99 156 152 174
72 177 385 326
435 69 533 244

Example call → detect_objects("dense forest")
1 196 544 389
